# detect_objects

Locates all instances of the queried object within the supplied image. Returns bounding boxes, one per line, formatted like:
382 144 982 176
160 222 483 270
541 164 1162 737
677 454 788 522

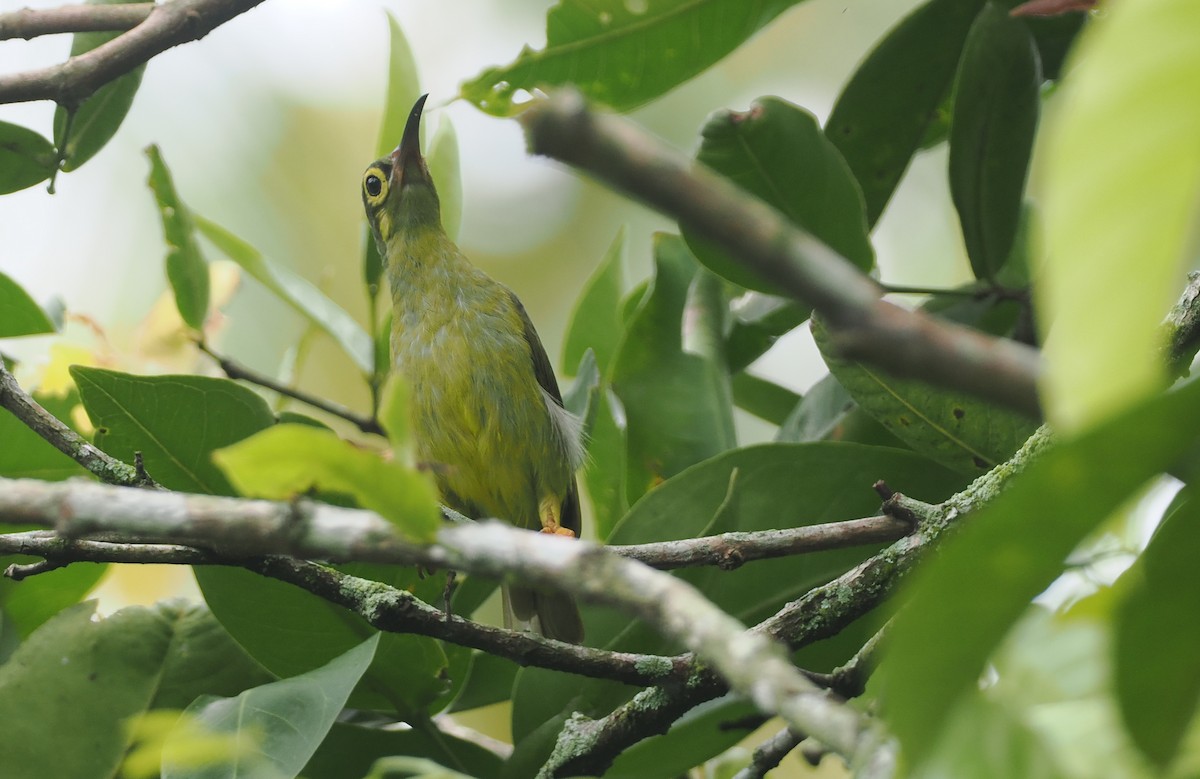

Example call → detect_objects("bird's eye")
365 174 383 197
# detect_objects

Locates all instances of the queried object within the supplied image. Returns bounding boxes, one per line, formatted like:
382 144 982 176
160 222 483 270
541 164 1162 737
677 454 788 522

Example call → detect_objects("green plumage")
362 95 584 643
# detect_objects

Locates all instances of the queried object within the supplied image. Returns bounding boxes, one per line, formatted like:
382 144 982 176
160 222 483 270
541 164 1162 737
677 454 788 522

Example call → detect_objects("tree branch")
0 362 158 488
0 528 691 686
0 3 153 41
603 515 908 569
0 476 886 770
520 91 1043 418
0 0 266 107
197 341 384 436
543 429 1053 776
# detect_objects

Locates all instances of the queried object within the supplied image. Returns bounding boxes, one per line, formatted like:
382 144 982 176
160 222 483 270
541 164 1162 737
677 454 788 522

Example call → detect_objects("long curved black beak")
391 94 429 186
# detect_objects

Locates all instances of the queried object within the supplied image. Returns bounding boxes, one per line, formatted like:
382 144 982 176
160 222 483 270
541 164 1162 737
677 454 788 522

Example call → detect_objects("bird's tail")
506 584 584 644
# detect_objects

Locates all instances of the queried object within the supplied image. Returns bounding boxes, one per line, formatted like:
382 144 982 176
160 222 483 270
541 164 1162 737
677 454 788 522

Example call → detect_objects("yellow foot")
538 496 576 537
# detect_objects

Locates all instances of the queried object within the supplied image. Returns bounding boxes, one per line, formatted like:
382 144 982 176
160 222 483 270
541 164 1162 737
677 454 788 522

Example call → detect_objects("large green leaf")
562 228 625 378
826 0 986 225
0 121 56 194
52 0 153 171
882 375 1200 765
730 372 799 426
1037 0 1200 432
812 318 1037 474
193 564 451 717
611 235 735 505
949 3 1041 281
146 146 210 331
0 271 55 337
511 441 963 771
195 216 373 374
460 0 808 116
70 367 274 495
303 721 504 779
0 602 269 779
214 424 440 542
684 97 873 294
1113 497 1200 768
162 635 378 779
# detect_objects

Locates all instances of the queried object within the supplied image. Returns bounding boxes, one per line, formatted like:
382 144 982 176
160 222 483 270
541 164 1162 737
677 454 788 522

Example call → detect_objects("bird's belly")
394 324 565 528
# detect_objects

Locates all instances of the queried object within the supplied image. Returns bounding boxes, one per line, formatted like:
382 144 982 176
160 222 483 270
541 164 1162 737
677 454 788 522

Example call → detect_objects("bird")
361 94 585 643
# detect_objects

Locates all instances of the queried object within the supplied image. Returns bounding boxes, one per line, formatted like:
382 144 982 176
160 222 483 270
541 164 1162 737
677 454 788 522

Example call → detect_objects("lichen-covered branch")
520 91 1043 417
0 475 881 769
0 362 156 487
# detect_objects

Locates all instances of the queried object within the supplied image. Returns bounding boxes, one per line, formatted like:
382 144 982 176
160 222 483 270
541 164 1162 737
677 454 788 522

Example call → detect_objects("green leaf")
725 294 808 373
194 564 451 716
150 603 275 710
730 372 800 426
146 145 210 331
881 375 1200 765
684 97 873 294
1037 0 1200 432
71 366 275 495
460 0 808 116
195 215 374 374
812 317 1037 474
428 117 463 242
376 14 422 158
513 441 963 770
0 557 104 639
162 635 378 779
214 424 440 542
611 234 735 505
448 651 518 714
0 121 55 194
0 602 240 779
777 373 854 443
562 228 625 377
0 388 85 481
826 0 986 225
52 0 152 171
581 380 628 540
949 3 1041 281
917 694 1062 779
304 721 503 779
601 442 962 642
0 271 55 337
1113 497 1200 768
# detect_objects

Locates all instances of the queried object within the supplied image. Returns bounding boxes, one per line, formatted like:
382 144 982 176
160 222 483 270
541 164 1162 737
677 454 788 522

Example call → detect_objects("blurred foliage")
4 1 1200 778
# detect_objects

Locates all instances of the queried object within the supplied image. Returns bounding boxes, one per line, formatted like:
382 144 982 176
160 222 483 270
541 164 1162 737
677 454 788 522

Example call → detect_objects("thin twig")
0 3 152 41
609 515 909 570
0 361 158 488
733 727 805 779
520 91 1043 418
0 0 267 108
198 341 383 435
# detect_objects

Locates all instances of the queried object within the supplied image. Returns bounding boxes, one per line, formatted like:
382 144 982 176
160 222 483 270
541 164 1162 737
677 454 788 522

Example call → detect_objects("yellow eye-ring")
363 167 388 204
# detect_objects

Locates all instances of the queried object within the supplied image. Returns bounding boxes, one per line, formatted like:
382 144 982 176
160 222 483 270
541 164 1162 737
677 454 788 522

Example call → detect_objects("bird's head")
362 94 441 248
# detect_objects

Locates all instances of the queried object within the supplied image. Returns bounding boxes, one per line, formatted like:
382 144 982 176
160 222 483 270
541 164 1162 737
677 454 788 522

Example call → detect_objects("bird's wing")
506 288 583 538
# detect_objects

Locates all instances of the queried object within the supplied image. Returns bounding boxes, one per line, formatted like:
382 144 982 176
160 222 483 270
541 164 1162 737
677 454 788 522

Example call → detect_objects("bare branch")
198 341 384 436
520 91 1043 417
0 4 153 41
0 0 267 107
0 361 158 488
611 515 909 570
734 727 804 779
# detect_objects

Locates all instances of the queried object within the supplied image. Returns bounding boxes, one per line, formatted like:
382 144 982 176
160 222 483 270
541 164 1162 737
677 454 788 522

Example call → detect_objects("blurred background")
0 1 968 772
